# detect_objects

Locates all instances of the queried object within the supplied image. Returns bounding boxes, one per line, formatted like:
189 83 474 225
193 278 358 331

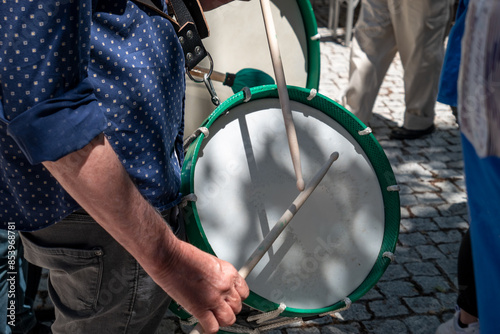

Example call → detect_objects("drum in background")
184 0 321 137
179 85 400 323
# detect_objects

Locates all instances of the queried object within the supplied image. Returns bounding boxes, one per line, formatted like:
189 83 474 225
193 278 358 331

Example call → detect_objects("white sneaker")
436 311 480 334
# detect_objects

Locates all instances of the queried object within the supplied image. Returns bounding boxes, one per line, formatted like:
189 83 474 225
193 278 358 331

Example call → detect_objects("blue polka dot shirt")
0 0 185 231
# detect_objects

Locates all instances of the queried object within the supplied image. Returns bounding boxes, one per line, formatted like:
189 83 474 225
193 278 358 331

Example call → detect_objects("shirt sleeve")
0 0 107 165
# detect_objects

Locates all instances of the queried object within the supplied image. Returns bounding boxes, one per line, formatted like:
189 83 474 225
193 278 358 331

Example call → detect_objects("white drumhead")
184 0 313 137
193 99 385 310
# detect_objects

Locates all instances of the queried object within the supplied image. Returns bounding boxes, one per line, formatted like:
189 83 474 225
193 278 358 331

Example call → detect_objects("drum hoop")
180 85 400 317
297 0 321 90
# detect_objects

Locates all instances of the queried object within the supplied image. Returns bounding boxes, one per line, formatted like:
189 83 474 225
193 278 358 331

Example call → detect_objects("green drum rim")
298 0 321 89
179 85 400 318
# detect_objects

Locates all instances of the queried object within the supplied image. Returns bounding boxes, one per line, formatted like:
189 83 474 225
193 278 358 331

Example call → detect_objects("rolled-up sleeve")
0 0 107 164
6 78 106 164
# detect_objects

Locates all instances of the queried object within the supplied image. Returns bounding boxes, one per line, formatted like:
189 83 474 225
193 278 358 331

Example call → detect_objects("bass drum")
184 0 321 137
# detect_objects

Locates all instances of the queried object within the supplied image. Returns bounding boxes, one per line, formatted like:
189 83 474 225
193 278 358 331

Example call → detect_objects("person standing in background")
457 0 500 333
343 0 451 139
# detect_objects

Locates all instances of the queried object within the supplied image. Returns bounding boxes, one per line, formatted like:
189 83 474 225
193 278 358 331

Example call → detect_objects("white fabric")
458 0 500 158
343 0 451 129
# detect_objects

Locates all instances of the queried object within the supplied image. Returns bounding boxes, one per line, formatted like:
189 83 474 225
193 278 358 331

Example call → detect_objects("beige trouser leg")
344 0 450 129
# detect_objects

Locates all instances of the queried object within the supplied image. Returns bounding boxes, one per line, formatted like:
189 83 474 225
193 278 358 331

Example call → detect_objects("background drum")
184 0 321 137
177 86 400 330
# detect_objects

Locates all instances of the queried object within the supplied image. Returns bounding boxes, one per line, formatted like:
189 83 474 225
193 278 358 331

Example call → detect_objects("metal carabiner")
203 73 220 106
186 52 220 106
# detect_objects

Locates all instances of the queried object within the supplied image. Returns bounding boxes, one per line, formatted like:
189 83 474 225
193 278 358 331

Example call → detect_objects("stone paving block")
400 207 411 219
404 180 441 193
437 202 468 216
404 262 441 276
434 216 469 230
378 264 410 281
305 316 334 327
433 179 464 195
286 327 321 334
321 323 362 334
434 168 465 179
440 191 466 206
409 205 440 218
398 233 428 247
400 194 418 207
436 258 458 282
415 245 446 260
398 154 429 164
359 287 384 301
368 298 410 317
412 276 451 294
427 230 463 244
438 243 461 258
362 319 408 334
415 192 445 206
420 161 448 170
396 246 424 264
377 281 419 298
436 293 458 311
403 296 443 314
403 315 441 334
338 303 371 321
400 218 439 233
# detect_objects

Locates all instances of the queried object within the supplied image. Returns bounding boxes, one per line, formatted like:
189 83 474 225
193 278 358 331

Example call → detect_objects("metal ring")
186 52 214 83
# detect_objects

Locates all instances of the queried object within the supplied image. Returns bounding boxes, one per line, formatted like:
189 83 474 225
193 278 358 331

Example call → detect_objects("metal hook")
186 52 219 106
203 73 220 106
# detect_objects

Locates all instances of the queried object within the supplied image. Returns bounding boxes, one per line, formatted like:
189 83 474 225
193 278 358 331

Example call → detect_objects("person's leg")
456 229 478 322
0 229 13 334
392 0 450 130
343 0 398 125
20 210 174 334
462 135 500 333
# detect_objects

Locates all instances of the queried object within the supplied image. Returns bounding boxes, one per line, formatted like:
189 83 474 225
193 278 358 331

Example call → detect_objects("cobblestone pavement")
36 4 465 334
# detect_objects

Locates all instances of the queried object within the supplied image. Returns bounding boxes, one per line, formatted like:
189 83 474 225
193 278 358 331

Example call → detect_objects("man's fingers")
235 274 250 300
197 312 220 334
213 302 237 328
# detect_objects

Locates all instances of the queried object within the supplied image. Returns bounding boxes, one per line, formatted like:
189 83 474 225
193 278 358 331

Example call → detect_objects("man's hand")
157 239 249 333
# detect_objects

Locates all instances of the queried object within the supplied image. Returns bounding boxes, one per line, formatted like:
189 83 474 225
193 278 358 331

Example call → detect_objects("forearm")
42 133 179 278
42 133 249 333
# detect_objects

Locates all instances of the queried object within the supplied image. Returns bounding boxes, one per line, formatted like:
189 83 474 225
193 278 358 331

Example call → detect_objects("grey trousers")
343 0 451 129
20 209 180 334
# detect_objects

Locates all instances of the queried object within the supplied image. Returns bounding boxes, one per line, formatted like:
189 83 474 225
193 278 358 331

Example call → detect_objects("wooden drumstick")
189 152 339 334
259 0 305 191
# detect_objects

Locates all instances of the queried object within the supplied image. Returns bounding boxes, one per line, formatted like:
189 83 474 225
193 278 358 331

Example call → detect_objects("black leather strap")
131 0 209 70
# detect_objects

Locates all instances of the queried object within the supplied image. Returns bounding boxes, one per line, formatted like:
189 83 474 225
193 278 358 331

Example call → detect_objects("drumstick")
189 152 339 334
259 0 305 192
